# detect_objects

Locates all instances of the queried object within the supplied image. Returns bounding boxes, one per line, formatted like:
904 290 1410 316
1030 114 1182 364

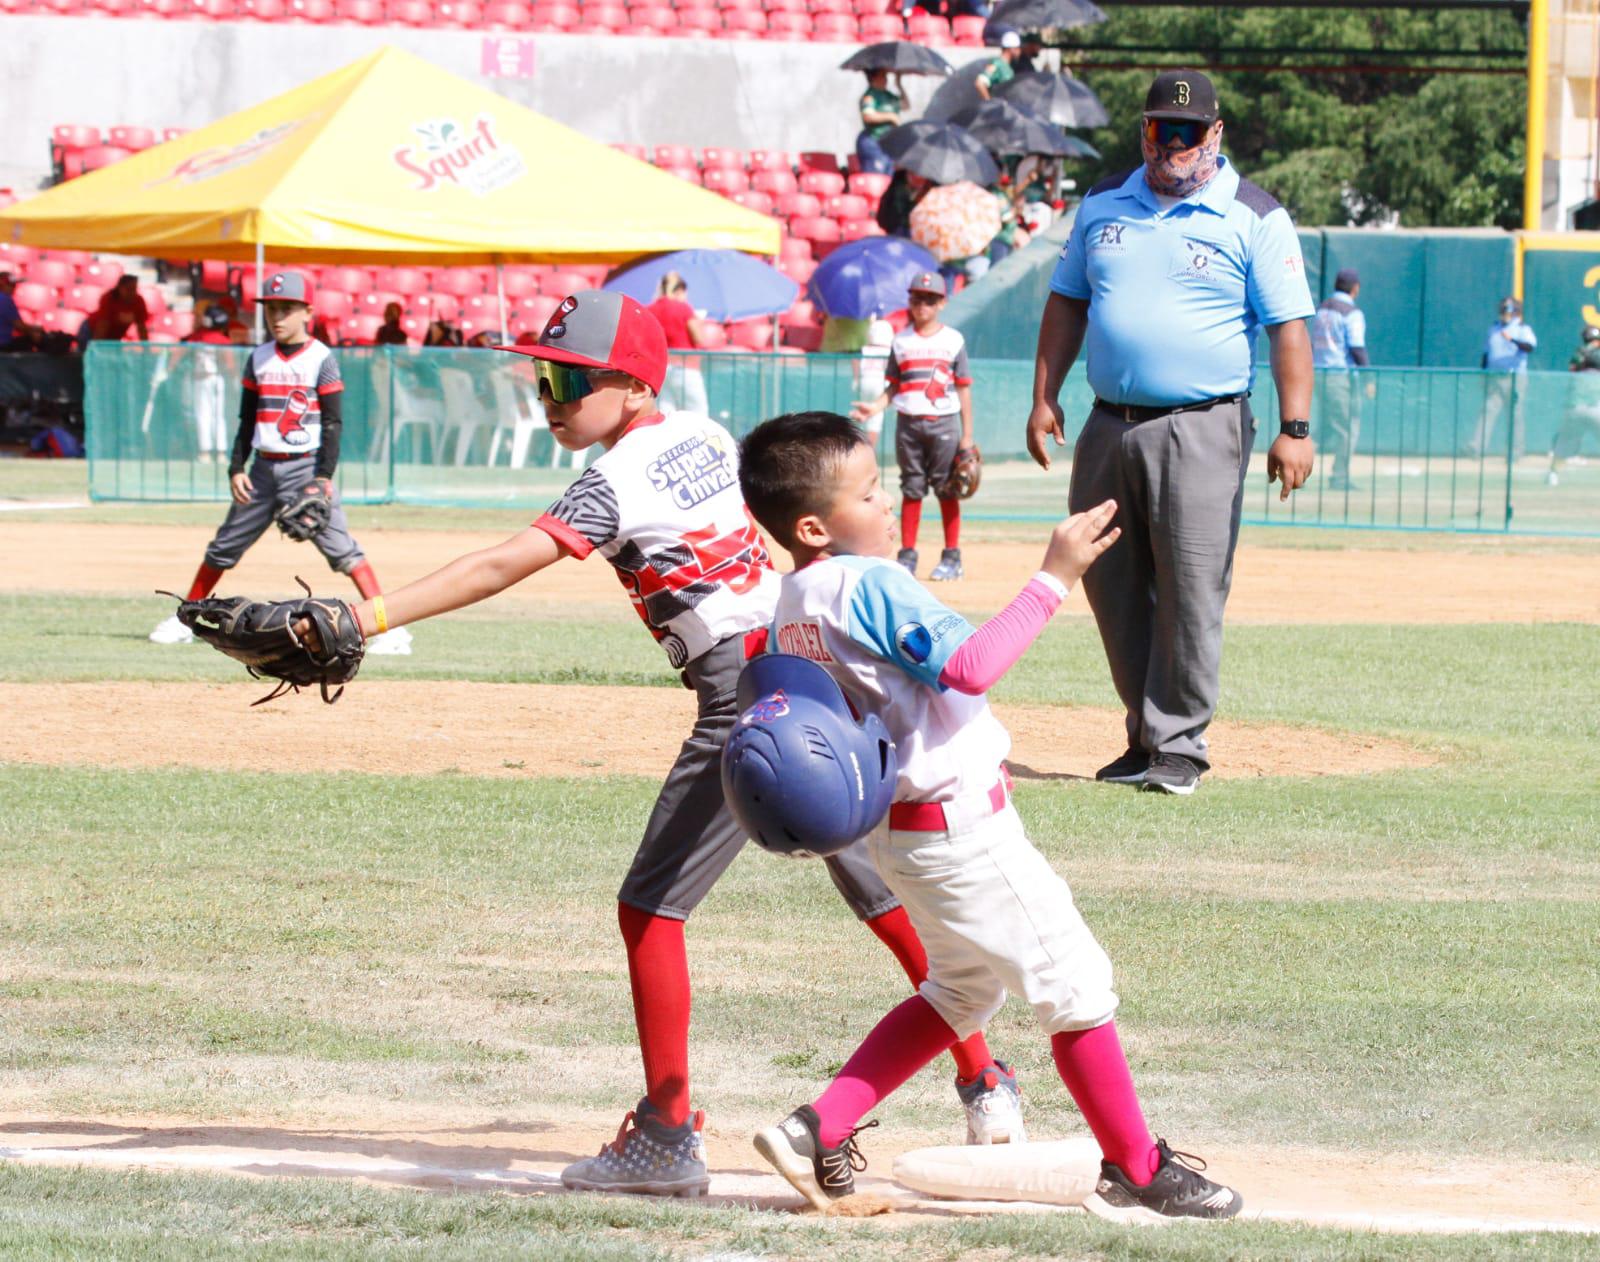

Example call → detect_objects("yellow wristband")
372 595 388 635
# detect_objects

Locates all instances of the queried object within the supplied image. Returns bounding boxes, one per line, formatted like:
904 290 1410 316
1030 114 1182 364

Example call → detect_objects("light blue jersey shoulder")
834 555 975 690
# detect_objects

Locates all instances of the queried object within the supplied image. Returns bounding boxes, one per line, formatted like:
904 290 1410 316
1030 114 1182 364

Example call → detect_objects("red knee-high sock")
865 907 993 1080
347 560 381 599
813 994 958 1148
939 497 960 550
900 498 922 552
617 902 692 1127
1051 1022 1158 1186
185 562 225 602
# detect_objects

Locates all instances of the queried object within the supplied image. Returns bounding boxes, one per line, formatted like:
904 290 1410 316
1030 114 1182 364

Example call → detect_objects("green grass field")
1 469 1598 1257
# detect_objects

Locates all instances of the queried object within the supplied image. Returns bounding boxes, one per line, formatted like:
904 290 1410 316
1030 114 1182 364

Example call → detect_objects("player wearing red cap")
317 290 1023 1197
150 270 410 654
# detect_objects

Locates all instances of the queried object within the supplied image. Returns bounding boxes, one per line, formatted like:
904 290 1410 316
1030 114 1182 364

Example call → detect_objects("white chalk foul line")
2 1146 1597 1236
0 500 87 513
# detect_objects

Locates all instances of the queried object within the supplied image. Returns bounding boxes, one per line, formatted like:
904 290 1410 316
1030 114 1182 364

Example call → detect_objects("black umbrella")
922 58 1007 125
949 99 1099 158
839 42 955 76
988 0 1106 31
878 121 1000 186
995 70 1109 129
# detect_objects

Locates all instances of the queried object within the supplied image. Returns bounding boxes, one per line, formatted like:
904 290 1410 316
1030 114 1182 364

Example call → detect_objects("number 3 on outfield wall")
1582 264 1600 327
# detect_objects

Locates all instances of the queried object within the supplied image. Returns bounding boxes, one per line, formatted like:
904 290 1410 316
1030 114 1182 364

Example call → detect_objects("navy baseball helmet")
721 654 898 859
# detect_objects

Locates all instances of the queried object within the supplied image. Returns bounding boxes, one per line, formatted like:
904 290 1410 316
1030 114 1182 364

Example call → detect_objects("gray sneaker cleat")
1083 1138 1242 1224
560 1098 710 1198
754 1105 877 1212
957 1060 1026 1145
928 548 963 581
897 547 918 576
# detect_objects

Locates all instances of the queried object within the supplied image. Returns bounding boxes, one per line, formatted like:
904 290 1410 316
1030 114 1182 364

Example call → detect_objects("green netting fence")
85 343 1600 536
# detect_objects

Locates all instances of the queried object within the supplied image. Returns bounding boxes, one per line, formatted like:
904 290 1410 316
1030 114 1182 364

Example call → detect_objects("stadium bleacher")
18 126 923 348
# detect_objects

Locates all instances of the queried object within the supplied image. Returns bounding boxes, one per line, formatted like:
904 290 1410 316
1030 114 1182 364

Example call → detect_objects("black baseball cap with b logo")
1144 69 1220 124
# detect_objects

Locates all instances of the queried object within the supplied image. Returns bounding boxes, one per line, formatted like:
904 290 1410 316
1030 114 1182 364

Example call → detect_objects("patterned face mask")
1142 123 1222 198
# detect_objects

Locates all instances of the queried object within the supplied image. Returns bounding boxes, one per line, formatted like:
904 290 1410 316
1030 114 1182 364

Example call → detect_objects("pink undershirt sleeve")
938 574 1066 695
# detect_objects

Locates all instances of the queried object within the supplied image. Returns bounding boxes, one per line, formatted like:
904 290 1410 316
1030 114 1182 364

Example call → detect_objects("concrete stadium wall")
0 17 961 192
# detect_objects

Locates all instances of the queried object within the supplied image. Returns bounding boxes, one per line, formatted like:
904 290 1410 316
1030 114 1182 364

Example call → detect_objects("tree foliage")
1061 7 1526 228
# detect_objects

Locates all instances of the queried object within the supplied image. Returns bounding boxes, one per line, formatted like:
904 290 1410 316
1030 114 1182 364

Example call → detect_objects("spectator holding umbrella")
975 30 1024 100
858 70 912 176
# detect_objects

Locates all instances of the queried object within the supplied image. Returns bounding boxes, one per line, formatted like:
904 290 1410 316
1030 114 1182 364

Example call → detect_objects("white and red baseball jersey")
770 554 1008 802
241 339 341 456
535 411 780 669
885 324 972 419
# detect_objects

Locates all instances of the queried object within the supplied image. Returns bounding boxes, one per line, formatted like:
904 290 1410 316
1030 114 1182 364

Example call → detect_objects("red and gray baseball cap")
908 271 947 297
505 290 668 393
254 270 315 306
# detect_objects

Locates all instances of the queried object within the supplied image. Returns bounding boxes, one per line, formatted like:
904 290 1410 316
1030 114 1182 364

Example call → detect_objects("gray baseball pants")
203 454 365 573
1067 397 1255 770
895 411 961 500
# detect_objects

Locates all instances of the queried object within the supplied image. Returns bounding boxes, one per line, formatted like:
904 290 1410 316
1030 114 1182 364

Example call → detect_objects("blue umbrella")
603 249 798 322
807 237 941 320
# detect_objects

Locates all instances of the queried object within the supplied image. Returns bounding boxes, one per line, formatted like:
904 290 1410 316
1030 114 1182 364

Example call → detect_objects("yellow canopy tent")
0 45 779 266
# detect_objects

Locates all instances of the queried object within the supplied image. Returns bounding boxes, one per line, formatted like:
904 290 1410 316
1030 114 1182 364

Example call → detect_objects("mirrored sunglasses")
1143 117 1209 150
532 359 611 404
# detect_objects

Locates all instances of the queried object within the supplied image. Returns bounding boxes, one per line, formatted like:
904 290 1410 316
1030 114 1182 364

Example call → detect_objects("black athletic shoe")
1095 748 1151 785
897 547 918 576
754 1105 877 1211
1083 1139 1242 1224
1142 752 1202 796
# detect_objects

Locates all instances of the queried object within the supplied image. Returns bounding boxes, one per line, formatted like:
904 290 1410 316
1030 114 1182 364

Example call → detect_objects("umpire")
1026 69 1315 795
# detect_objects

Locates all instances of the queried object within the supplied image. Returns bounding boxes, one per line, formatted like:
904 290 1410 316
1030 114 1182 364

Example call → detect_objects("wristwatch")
1279 418 1310 439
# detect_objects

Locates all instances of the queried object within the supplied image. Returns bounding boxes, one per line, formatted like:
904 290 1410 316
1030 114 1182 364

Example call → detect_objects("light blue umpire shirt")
1311 292 1366 369
1483 318 1536 373
1050 156 1315 408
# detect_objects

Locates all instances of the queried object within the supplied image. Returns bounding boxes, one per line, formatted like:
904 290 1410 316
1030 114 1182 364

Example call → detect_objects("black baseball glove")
170 579 366 705
937 445 982 500
275 476 334 543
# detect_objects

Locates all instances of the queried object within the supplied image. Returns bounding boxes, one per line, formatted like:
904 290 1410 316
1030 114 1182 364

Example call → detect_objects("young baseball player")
738 411 1243 1224
296 291 1023 1197
850 272 974 582
149 270 411 655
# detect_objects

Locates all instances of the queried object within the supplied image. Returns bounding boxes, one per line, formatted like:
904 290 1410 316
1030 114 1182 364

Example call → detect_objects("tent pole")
496 262 508 344
254 240 264 342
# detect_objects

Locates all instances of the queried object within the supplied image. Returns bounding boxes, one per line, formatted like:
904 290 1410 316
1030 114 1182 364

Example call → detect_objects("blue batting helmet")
721 654 898 859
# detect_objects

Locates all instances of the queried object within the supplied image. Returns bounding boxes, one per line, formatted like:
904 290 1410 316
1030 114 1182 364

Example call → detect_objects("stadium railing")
84 343 1600 537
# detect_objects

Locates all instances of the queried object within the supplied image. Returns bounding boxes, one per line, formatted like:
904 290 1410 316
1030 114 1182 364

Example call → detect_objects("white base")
892 1138 1103 1206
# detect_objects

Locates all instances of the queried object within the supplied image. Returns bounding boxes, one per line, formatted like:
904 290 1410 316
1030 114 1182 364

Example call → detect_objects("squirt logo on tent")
392 115 526 197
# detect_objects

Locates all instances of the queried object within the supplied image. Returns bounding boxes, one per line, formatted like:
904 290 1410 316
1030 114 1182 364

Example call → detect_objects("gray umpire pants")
1067 397 1255 770
203 454 365 574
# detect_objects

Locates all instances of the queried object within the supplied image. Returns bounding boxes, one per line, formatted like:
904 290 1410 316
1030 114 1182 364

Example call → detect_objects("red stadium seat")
579 1 627 28
62 284 106 312
45 249 94 268
747 149 795 173
79 145 133 174
764 10 808 36
750 168 799 196
399 314 428 343
138 284 168 315
825 193 870 221
569 264 611 285
414 292 462 322
52 124 102 151
12 282 58 315
811 12 856 39
611 142 649 162
799 170 846 197
322 265 375 296
779 236 814 263
776 255 816 285
673 6 717 30
543 270 591 298
695 321 730 349
40 308 91 335
499 269 541 299
951 13 985 43
530 0 579 25
811 0 849 11
839 218 882 241
701 167 750 195
344 314 384 346
628 5 675 31
312 290 354 322
462 293 504 320
798 151 843 176
91 0 138 13
726 319 774 351
652 144 696 170
856 12 900 39
774 191 822 219
907 11 949 42
0 244 37 275
717 0 759 9
720 8 765 33
700 146 744 171
374 267 428 297
238 0 286 16
431 269 487 298
78 257 123 286
285 0 335 17
156 310 197 338
335 0 385 16
661 165 701 184
789 215 841 245
513 293 562 329
25 259 77 290
358 289 406 317
133 0 182 15
847 171 892 200
730 189 775 216
481 0 529 23
389 0 430 21
763 0 805 10
186 0 238 17
432 0 480 20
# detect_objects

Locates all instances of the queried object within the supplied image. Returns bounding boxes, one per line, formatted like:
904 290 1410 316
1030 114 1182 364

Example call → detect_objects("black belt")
1095 394 1244 423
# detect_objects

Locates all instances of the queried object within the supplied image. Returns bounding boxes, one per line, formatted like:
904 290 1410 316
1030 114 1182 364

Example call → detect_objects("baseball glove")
170 578 365 705
937 445 982 500
275 477 334 543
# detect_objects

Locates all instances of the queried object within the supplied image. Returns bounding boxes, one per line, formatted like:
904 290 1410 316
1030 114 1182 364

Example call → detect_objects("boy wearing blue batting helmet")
739 411 1243 1224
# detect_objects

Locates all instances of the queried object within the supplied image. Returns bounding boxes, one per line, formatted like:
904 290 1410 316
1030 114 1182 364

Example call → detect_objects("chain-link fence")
85 343 1600 536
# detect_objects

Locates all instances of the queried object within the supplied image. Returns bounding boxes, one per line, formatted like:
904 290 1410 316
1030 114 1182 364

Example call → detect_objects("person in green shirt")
975 29 1022 100
857 69 911 175
1548 325 1600 486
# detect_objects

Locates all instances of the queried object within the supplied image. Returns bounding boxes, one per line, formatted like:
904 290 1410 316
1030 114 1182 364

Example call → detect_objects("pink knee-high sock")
812 995 958 1148
1051 1022 1158 1186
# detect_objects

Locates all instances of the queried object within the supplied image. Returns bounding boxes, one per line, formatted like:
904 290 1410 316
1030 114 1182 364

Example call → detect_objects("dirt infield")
0 680 1430 782
14 520 1600 624
1 1113 1596 1234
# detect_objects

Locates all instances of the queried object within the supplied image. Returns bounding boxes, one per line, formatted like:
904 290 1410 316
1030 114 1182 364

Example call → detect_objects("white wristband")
1033 570 1070 601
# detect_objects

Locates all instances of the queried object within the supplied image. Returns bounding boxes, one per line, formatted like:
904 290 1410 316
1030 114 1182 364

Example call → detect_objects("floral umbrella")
909 181 1003 263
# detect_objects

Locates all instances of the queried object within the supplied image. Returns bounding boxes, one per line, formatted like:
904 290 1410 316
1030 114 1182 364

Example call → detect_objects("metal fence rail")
85 344 1600 536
